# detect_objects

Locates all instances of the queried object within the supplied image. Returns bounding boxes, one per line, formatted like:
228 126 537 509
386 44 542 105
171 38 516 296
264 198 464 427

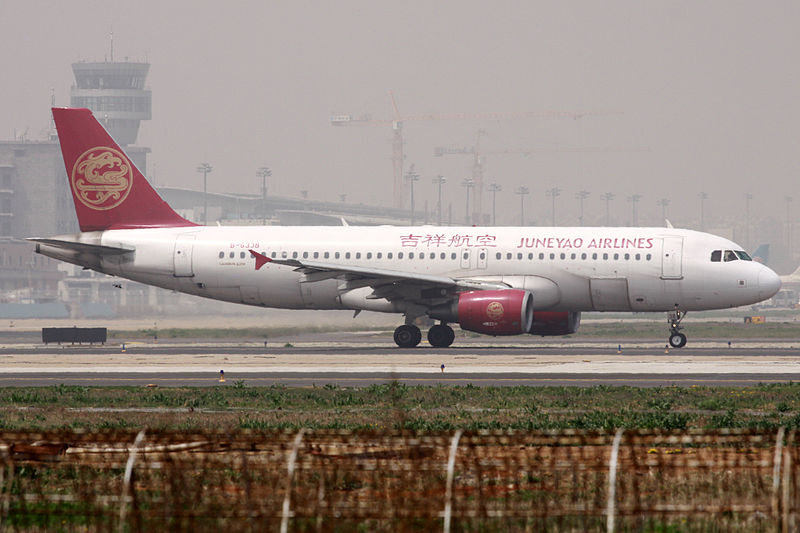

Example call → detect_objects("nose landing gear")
667 307 687 348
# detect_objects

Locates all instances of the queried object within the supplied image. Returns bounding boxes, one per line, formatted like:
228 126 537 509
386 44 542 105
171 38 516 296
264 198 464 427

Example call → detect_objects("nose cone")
758 267 782 300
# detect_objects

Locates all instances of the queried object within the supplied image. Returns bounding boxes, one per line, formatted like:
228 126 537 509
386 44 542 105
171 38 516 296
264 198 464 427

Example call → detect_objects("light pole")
698 192 709 231
405 165 420 225
627 194 642 226
787 196 794 258
196 163 213 225
744 193 753 250
545 187 561 226
488 183 502 226
657 198 670 223
432 175 447 226
575 190 590 226
602 192 615 226
256 166 271 225
461 178 474 225
514 186 530 226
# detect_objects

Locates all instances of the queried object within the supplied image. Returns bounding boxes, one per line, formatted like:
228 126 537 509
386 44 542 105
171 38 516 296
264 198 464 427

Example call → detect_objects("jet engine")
528 311 581 336
428 289 534 335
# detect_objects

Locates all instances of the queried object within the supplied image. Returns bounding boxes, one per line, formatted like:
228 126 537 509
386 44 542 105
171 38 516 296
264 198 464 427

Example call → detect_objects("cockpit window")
723 250 738 262
710 250 721 262
735 250 752 261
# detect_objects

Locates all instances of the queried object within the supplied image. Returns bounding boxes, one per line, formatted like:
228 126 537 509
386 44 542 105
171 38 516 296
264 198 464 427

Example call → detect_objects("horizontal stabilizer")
27 237 134 256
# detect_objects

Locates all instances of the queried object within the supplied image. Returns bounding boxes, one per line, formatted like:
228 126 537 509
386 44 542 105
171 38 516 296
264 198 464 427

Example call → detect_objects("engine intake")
429 289 534 336
528 311 581 336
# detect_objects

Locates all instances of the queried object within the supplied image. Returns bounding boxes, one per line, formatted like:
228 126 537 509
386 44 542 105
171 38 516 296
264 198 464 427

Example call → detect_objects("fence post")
0 444 13 529
443 429 464 533
280 428 306 533
773 427 786 523
606 428 624 533
118 430 146 533
782 430 796 533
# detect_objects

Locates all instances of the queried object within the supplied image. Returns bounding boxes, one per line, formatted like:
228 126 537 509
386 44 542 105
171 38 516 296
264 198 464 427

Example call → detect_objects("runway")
1 333 799 387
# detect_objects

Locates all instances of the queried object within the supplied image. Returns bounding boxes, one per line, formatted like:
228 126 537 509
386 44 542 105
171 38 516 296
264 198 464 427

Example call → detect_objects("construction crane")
331 93 618 210
435 133 649 224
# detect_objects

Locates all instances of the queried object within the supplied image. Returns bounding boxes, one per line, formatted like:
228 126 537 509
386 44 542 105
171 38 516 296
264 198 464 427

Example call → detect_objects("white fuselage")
39 225 781 316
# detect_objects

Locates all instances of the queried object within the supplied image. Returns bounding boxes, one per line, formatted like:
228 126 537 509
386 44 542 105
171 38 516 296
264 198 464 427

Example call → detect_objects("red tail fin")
52 107 197 231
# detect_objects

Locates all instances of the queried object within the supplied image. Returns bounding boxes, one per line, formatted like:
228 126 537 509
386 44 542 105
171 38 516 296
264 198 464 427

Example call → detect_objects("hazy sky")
2 1 799 228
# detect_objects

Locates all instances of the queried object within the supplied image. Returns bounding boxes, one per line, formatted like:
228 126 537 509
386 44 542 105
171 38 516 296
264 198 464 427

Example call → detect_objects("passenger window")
409 252 414 259
398 252 403 259
592 253 598 260
581 253 587 260
711 250 721 262
724 250 738 262
324 252 330 259
496 252 502 260
389 252 394 259
377 252 382 259
335 252 340 259
624 253 630 260
613 253 619 260
571 253 576 260
228 252 234 258
451 253 457 260
441 252 446 259
506 253 512 260
517 253 523 260
528 253 534 260
218 252 224 259
240 252 246 259
463 252 468 260
635 253 640 260
292 252 298 259
345 252 351 259
646 254 652 261
355 252 361 259
281 251 287 258
603 253 608 260
302 252 308 259
560 253 565 260
271 252 277 258
549 253 555 260
314 251 319 259
429 252 435 259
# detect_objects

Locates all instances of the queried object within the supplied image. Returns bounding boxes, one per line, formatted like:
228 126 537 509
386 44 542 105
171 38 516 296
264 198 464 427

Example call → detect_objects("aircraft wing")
248 249 507 302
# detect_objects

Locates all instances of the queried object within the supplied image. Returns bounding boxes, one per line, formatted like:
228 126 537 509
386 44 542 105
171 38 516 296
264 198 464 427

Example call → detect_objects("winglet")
249 249 271 270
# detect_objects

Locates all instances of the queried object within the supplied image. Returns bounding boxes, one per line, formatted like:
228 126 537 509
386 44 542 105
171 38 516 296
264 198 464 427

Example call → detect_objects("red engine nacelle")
528 311 581 336
429 289 534 336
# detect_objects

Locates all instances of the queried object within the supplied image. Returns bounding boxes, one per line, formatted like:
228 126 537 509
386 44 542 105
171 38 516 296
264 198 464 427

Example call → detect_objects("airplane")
30 108 782 349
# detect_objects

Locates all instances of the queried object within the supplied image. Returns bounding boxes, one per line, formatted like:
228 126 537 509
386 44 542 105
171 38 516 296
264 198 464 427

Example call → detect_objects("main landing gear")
667 307 687 348
393 322 455 348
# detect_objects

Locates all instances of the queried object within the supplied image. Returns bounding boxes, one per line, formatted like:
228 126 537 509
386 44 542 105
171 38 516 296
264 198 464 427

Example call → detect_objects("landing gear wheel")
666 306 687 348
669 333 687 348
394 324 422 348
428 324 455 348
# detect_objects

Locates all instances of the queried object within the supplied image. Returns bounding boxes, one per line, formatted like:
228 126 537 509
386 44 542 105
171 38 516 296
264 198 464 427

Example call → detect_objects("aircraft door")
460 248 471 269
173 234 195 277
589 278 632 311
661 237 684 280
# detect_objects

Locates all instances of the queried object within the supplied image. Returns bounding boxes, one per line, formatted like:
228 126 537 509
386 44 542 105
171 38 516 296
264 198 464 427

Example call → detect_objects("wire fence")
0 428 797 532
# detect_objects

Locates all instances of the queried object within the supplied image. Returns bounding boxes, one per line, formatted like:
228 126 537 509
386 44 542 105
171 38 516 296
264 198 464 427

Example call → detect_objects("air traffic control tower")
69 61 151 146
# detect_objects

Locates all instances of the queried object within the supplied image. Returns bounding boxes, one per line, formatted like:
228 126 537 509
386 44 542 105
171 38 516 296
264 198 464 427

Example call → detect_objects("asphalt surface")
1 333 799 387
